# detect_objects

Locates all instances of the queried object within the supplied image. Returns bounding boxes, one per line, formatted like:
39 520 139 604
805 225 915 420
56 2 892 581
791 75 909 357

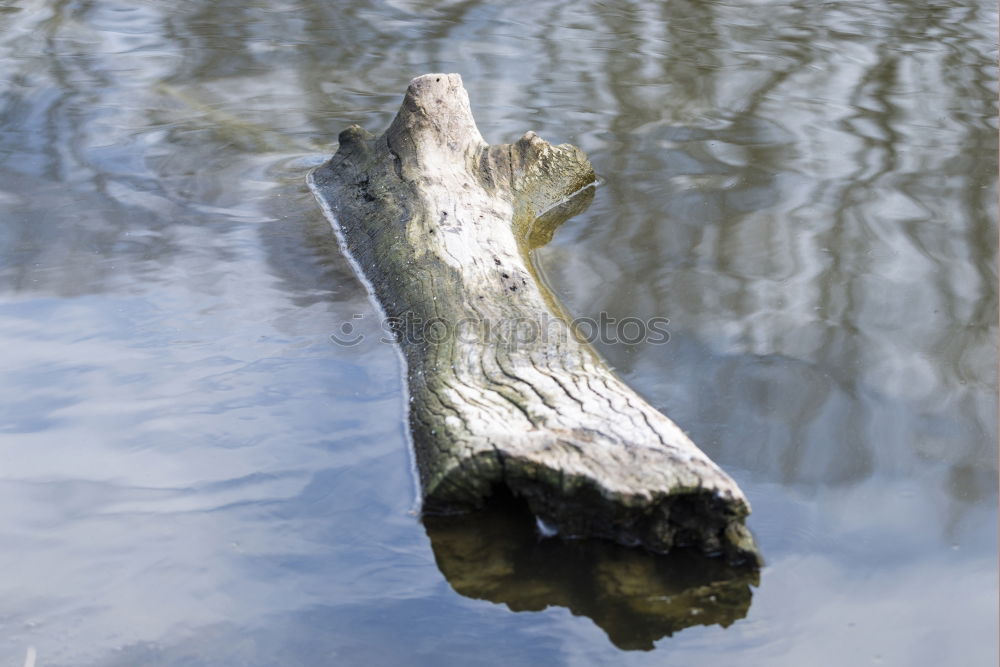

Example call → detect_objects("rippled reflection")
0 0 995 665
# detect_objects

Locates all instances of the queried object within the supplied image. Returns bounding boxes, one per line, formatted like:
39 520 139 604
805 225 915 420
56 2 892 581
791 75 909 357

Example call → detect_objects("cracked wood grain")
308 73 760 564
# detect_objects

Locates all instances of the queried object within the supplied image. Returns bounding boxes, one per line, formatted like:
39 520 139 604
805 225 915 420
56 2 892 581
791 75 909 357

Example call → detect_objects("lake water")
0 1 996 665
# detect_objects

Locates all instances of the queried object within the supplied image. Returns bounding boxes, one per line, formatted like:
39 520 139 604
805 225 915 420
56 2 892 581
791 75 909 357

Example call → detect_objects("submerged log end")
420 426 760 566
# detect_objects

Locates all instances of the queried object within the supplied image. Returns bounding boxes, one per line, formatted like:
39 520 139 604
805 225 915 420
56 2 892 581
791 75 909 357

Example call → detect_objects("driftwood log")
309 74 759 564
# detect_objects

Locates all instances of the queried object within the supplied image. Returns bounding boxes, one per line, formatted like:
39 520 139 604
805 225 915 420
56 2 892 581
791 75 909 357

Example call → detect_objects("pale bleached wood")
308 73 759 563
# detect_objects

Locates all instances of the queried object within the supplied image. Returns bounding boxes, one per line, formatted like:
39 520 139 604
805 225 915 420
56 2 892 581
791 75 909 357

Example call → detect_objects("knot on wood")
337 124 370 150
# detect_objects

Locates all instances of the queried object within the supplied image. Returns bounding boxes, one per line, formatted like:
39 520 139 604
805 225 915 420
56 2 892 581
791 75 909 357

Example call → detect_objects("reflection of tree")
425 491 757 651
558 0 998 499
0 0 207 296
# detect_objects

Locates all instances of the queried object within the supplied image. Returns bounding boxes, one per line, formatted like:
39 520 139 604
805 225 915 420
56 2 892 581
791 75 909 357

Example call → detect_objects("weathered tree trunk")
308 73 759 564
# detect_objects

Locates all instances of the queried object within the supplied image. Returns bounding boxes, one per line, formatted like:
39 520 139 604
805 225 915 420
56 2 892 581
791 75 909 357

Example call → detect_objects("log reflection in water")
424 490 759 651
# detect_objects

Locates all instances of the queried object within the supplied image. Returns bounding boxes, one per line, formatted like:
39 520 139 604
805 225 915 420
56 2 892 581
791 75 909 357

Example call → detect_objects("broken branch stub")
308 73 759 564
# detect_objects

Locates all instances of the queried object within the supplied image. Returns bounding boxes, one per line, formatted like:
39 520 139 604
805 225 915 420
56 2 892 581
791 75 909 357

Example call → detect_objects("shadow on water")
424 489 758 651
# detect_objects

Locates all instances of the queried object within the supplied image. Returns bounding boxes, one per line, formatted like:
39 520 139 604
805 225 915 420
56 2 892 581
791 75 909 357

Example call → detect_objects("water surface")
0 1 996 665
